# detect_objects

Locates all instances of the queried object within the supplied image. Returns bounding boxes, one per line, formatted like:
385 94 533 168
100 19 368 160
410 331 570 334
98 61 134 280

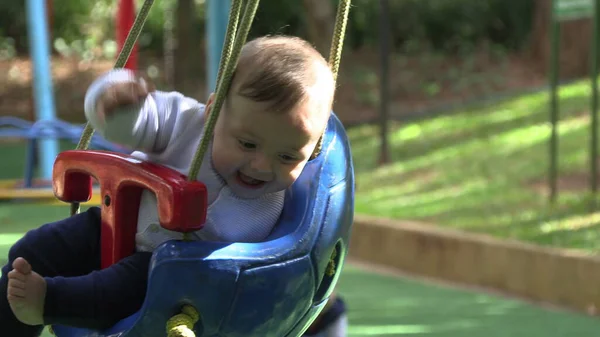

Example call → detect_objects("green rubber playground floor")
0 203 598 336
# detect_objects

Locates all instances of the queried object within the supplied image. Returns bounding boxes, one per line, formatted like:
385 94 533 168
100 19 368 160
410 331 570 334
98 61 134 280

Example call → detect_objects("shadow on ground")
338 266 600 337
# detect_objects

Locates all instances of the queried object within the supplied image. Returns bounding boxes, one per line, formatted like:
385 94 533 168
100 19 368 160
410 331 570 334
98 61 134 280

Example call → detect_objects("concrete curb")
347 214 600 315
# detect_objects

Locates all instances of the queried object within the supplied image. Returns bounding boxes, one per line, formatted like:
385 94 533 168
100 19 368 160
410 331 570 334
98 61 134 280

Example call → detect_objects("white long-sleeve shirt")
84 69 285 251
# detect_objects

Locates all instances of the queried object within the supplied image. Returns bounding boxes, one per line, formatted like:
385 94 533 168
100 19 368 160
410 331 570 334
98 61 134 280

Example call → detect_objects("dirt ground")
0 47 546 126
1 48 594 197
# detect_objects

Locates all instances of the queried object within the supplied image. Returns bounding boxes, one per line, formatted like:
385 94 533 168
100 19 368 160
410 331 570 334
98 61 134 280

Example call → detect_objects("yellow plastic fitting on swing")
166 305 200 337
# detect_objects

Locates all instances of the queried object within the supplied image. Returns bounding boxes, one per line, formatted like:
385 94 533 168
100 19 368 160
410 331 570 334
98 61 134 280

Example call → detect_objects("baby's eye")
238 139 256 149
279 154 298 162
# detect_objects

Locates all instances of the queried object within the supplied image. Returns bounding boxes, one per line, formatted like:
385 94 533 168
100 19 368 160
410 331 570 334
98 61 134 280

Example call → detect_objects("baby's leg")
42 251 152 329
304 293 348 337
0 207 103 337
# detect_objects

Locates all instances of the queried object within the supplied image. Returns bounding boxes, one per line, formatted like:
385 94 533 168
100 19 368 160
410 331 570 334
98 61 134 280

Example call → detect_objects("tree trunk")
174 0 199 96
378 0 391 166
530 0 593 80
302 0 335 58
163 0 175 90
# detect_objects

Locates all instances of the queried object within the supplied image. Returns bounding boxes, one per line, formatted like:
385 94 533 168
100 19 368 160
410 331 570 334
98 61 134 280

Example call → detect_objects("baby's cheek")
284 164 306 183
211 151 235 175
274 164 307 192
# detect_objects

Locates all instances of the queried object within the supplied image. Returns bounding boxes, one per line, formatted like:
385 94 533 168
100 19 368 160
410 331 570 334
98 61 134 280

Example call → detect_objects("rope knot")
166 305 200 337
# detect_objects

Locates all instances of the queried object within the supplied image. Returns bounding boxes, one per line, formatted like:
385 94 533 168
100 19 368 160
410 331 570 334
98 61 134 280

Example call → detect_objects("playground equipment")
0 0 137 203
49 0 354 336
2 0 231 204
24 0 59 181
0 117 125 202
207 0 232 94
116 0 138 71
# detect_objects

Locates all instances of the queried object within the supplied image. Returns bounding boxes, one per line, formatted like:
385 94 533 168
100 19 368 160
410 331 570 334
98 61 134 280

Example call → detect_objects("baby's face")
207 93 329 199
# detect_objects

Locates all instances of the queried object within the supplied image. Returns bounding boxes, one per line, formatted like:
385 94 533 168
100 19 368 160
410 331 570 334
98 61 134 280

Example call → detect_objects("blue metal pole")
206 0 231 96
26 0 59 181
24 140 36 187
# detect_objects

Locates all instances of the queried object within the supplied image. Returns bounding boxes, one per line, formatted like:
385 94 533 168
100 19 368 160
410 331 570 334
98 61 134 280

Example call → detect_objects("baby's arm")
84 69 201 154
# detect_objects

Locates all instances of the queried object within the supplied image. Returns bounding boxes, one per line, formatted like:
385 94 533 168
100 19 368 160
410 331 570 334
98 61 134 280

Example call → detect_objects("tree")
174 0 201 96
378 0 391 165
302 0 335 57
530 0 593 79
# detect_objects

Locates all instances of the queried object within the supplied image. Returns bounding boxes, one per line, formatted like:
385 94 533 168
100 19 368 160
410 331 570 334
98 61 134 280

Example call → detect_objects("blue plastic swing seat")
51 112 355 337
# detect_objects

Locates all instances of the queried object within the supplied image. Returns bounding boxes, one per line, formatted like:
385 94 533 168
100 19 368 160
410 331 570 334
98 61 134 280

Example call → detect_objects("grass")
350 80 600 252
0 204 66 337
2 80 600 254
2 83 600 334
338 266 600 336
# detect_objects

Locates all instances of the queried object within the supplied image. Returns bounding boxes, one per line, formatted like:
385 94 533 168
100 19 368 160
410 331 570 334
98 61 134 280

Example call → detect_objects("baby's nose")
249 156 273 176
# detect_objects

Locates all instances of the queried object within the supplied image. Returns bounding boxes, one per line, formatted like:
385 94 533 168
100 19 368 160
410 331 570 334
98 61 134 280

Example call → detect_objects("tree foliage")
0 0 534 59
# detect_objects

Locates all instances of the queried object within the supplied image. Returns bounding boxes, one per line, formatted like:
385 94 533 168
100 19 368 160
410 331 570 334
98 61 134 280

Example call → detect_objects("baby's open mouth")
236 171 266 188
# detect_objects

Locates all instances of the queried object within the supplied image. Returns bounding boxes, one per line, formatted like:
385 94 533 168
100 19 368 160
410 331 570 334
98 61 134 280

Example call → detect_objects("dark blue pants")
0 207 152 336
0 207 344 337
304 296 346 336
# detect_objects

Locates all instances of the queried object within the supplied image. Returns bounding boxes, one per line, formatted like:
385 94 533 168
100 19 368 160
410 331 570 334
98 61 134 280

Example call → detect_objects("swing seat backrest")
50 112 355 337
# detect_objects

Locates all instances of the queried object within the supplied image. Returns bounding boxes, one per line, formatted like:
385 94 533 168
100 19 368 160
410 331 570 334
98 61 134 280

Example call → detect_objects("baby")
1 35 347 336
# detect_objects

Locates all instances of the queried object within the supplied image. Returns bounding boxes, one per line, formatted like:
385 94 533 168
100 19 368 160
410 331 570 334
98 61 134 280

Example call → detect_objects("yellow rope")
310 0 352 159
60 0 349 332
214 0 243 95
69 0 155 216
74 0 154 151
181 0 244 243
174 1 349 328
328 0 351 84
166 305 200 337
186 0 260 181
326 247 338 277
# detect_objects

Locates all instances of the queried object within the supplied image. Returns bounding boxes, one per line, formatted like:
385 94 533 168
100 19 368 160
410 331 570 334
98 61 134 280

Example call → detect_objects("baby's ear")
204 93 216 123
206 92 216 107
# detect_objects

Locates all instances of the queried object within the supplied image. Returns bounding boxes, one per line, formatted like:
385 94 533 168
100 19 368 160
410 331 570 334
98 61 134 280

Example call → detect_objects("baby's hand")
96 76 152 122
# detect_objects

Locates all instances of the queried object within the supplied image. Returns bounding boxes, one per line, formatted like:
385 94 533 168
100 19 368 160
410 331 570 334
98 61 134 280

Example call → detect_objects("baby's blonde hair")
230 35 335 115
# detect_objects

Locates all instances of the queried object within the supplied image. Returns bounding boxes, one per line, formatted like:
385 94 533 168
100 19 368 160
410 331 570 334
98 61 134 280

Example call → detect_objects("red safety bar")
52 150 207 269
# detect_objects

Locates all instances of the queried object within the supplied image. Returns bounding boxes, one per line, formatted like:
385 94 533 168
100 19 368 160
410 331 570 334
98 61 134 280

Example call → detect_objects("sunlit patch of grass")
0 80 597 252
350 80 600 251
